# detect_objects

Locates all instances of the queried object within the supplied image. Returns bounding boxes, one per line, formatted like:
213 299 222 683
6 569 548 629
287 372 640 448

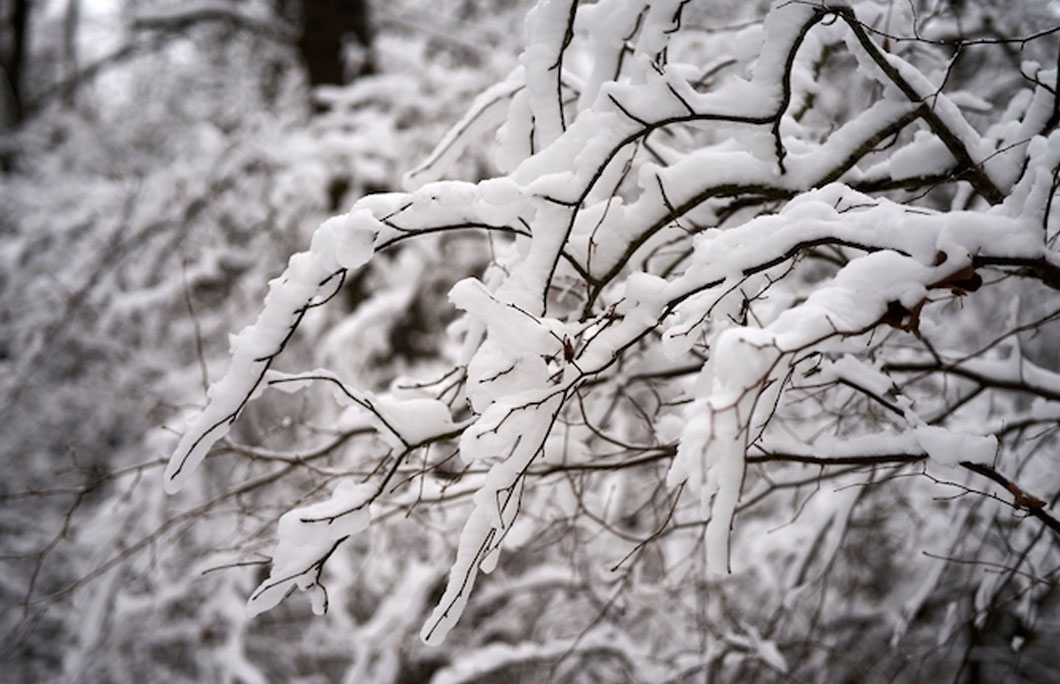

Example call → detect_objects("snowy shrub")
19 0 1060 681
159 1 1060 679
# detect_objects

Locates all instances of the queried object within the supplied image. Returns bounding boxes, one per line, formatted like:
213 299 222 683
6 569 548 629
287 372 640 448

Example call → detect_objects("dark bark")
0 0 28 170
61 0 80 107
1 0 28 128
296 0 373 88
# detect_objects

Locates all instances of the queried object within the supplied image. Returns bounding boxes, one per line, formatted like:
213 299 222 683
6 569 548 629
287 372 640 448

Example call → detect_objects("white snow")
914 425 998 469
246 480 375 617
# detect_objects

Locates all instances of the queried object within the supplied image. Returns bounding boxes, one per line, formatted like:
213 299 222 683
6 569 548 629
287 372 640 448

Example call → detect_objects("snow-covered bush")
159 0 1060 679
17 0 1060 681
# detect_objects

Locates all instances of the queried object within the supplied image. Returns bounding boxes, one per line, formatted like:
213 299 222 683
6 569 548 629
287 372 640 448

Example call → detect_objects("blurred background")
0 1 527 680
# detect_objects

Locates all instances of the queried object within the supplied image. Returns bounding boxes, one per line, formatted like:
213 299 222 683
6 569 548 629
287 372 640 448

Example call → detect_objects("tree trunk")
1 0 29 129
61 0 80 108
296 0 373 88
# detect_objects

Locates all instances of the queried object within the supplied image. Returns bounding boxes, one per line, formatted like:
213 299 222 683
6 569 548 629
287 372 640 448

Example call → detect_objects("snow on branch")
163 0 1060 654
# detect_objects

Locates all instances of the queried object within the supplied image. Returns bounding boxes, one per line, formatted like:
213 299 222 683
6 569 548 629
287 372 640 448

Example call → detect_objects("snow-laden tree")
22 0 1060 681
156 0 1060 679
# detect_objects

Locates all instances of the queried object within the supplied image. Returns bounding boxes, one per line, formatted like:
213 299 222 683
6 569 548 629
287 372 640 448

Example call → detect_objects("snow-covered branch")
153 0 1060 677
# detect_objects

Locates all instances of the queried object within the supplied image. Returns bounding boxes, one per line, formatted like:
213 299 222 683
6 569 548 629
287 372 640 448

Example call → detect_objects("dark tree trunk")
1 0 29 129
297 0 373 88
61 0 80 108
